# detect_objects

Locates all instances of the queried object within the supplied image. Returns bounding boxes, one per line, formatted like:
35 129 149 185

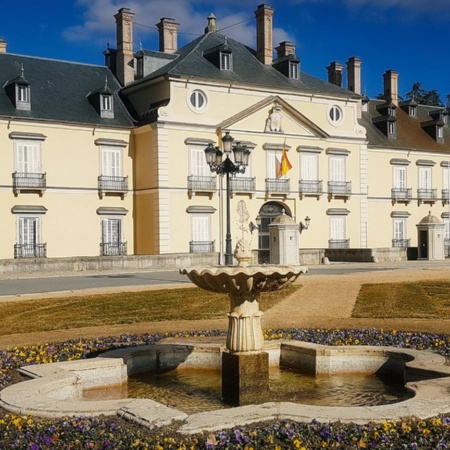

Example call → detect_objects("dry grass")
353 279 450 319
0 285 299 336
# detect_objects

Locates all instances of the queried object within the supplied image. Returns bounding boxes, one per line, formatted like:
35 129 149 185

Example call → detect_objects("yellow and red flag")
277 143 292 178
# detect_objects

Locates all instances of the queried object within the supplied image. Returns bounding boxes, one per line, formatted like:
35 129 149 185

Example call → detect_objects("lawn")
0 285 299 335
353 279 450 319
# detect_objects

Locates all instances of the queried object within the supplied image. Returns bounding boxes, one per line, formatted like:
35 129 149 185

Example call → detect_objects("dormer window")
136 56 144 78
101 94 113 112
220 52 231 71
17 84 29 103
289 61 299 80
388 119 396 139
409 105 416 117
437 125 444 141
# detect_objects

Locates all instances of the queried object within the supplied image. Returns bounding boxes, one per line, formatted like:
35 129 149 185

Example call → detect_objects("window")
187 143 216 196
220 52 231 71
418 166 432 191
328 105 343 125
101 94 113 111
329 215 348 248
299 151 321 195
190 214 213 253
289 61 299 80
136 57 144 78
189 90 207 111
417 161 436 202
101 217 126 256
443 163 450 201
11 134 47 195
437 126 444 139
17 85 29 102
327 149 350 197
391 159 411 202
12 205 48 258
393 218 407 247
388 121 396 138
96 139 128 198
393 165 407 190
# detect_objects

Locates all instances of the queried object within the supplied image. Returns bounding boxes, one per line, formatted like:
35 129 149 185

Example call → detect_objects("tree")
405 82 444 107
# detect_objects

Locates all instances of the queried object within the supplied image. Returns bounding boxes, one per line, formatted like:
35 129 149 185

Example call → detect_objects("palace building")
1 4 449 266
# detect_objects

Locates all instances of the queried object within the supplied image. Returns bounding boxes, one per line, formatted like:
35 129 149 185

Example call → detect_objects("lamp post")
205 132 251 265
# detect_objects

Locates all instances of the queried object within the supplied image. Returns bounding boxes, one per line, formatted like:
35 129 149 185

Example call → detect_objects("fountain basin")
1 340 450 434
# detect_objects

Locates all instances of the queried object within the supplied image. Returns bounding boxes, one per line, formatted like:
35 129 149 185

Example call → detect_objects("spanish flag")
277 144 292 178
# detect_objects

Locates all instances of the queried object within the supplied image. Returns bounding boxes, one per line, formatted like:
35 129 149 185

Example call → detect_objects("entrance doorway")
257 201 292 263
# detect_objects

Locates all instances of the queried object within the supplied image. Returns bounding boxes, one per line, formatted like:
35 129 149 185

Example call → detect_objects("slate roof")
125 31 359 99
0 53 134 128
360 99 450 153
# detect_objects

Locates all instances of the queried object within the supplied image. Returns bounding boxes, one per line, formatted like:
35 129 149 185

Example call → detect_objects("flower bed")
0 328 449 449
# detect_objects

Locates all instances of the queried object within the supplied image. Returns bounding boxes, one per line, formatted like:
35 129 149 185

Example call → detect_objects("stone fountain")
180 238 307 406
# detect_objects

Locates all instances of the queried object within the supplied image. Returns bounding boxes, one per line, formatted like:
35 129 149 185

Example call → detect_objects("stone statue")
265 105 283 132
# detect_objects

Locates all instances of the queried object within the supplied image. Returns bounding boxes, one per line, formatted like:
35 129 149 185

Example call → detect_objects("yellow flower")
422 428 431 435
293 439 303 448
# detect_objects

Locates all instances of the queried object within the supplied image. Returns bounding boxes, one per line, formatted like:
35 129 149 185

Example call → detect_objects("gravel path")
0 266 449 348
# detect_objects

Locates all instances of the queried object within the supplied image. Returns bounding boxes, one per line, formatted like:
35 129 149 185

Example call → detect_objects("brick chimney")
326 61 343 88
0 37 7 53
114 8 135 86
255 3 274 65
275 41 295 59
383 70 399 105
346 56 362 94
157 17 179 53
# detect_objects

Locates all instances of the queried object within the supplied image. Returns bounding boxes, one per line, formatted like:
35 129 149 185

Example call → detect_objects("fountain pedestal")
180 262 307 406
222 351 269 406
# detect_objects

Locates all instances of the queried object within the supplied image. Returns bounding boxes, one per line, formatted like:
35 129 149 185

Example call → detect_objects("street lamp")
205 132 251 265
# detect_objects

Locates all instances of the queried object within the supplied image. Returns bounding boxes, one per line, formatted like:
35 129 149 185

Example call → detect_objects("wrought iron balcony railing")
328 239 350 249
392 238 410 248
14 243 47 258
265 178 290 194
100 242 127 256
328 181 351 196
12 172 46 195
391 188 412 202
417 188 437 202
299 179 322 195
229 177 256 195
189 240 215 253
187 175 216 198
98 175 128 198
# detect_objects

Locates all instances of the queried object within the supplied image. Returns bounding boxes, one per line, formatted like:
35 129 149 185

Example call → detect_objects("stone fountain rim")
180 265 308 276
1 340 450 434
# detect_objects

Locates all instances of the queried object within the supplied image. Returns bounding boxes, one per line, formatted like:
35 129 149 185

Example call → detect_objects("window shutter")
102 147 121 177
301 153 317 180
19 217 38 245
192 215 210 242
419 167 431 189
330 216 345 240
393 219 405 240
444 167 450 190
393 166 406 189
191 146 209 177
267 151 280 179
330 156 345 182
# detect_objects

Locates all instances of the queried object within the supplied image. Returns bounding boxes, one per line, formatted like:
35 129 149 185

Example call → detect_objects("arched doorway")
257 201 292 263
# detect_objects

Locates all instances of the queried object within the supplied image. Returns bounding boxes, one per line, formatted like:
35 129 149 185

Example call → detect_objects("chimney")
157 17 179 53
326 61 343 88
275 41 295 59
383 70 399 105
114 8 135 86
204 13 219 34
0 37 7 53
255 3 274 65
346 56 362 94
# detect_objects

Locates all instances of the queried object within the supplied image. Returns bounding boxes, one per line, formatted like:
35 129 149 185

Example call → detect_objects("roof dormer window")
220 52 231 71
4 64 32 111
17 84 29 103
289 61 299 80
388 118 397 139
101 93 113 112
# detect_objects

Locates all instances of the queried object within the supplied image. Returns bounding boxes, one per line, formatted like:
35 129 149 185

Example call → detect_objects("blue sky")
1 0 449 102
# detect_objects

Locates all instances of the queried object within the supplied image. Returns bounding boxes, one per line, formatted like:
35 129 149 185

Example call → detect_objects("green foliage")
405 81 444 107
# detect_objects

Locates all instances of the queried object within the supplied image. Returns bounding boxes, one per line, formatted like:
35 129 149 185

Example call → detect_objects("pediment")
217 95 329 138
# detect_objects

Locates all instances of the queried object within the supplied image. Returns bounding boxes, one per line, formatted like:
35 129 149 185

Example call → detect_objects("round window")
328 105 343 125
189 90 207 111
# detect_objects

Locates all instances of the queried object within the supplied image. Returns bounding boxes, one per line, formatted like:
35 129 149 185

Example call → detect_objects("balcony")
13 172 46 196
391 188 412 203
100 242 127 256
417 188 437 204
328 181 351 199
265 178 290 197
14 243 47 258
98 175 128 199
229 177 256 197
299 180 322 198
442 189 449 204
189 240 215 253
187 175 216 199
328 239 349 249
392 238 410 248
